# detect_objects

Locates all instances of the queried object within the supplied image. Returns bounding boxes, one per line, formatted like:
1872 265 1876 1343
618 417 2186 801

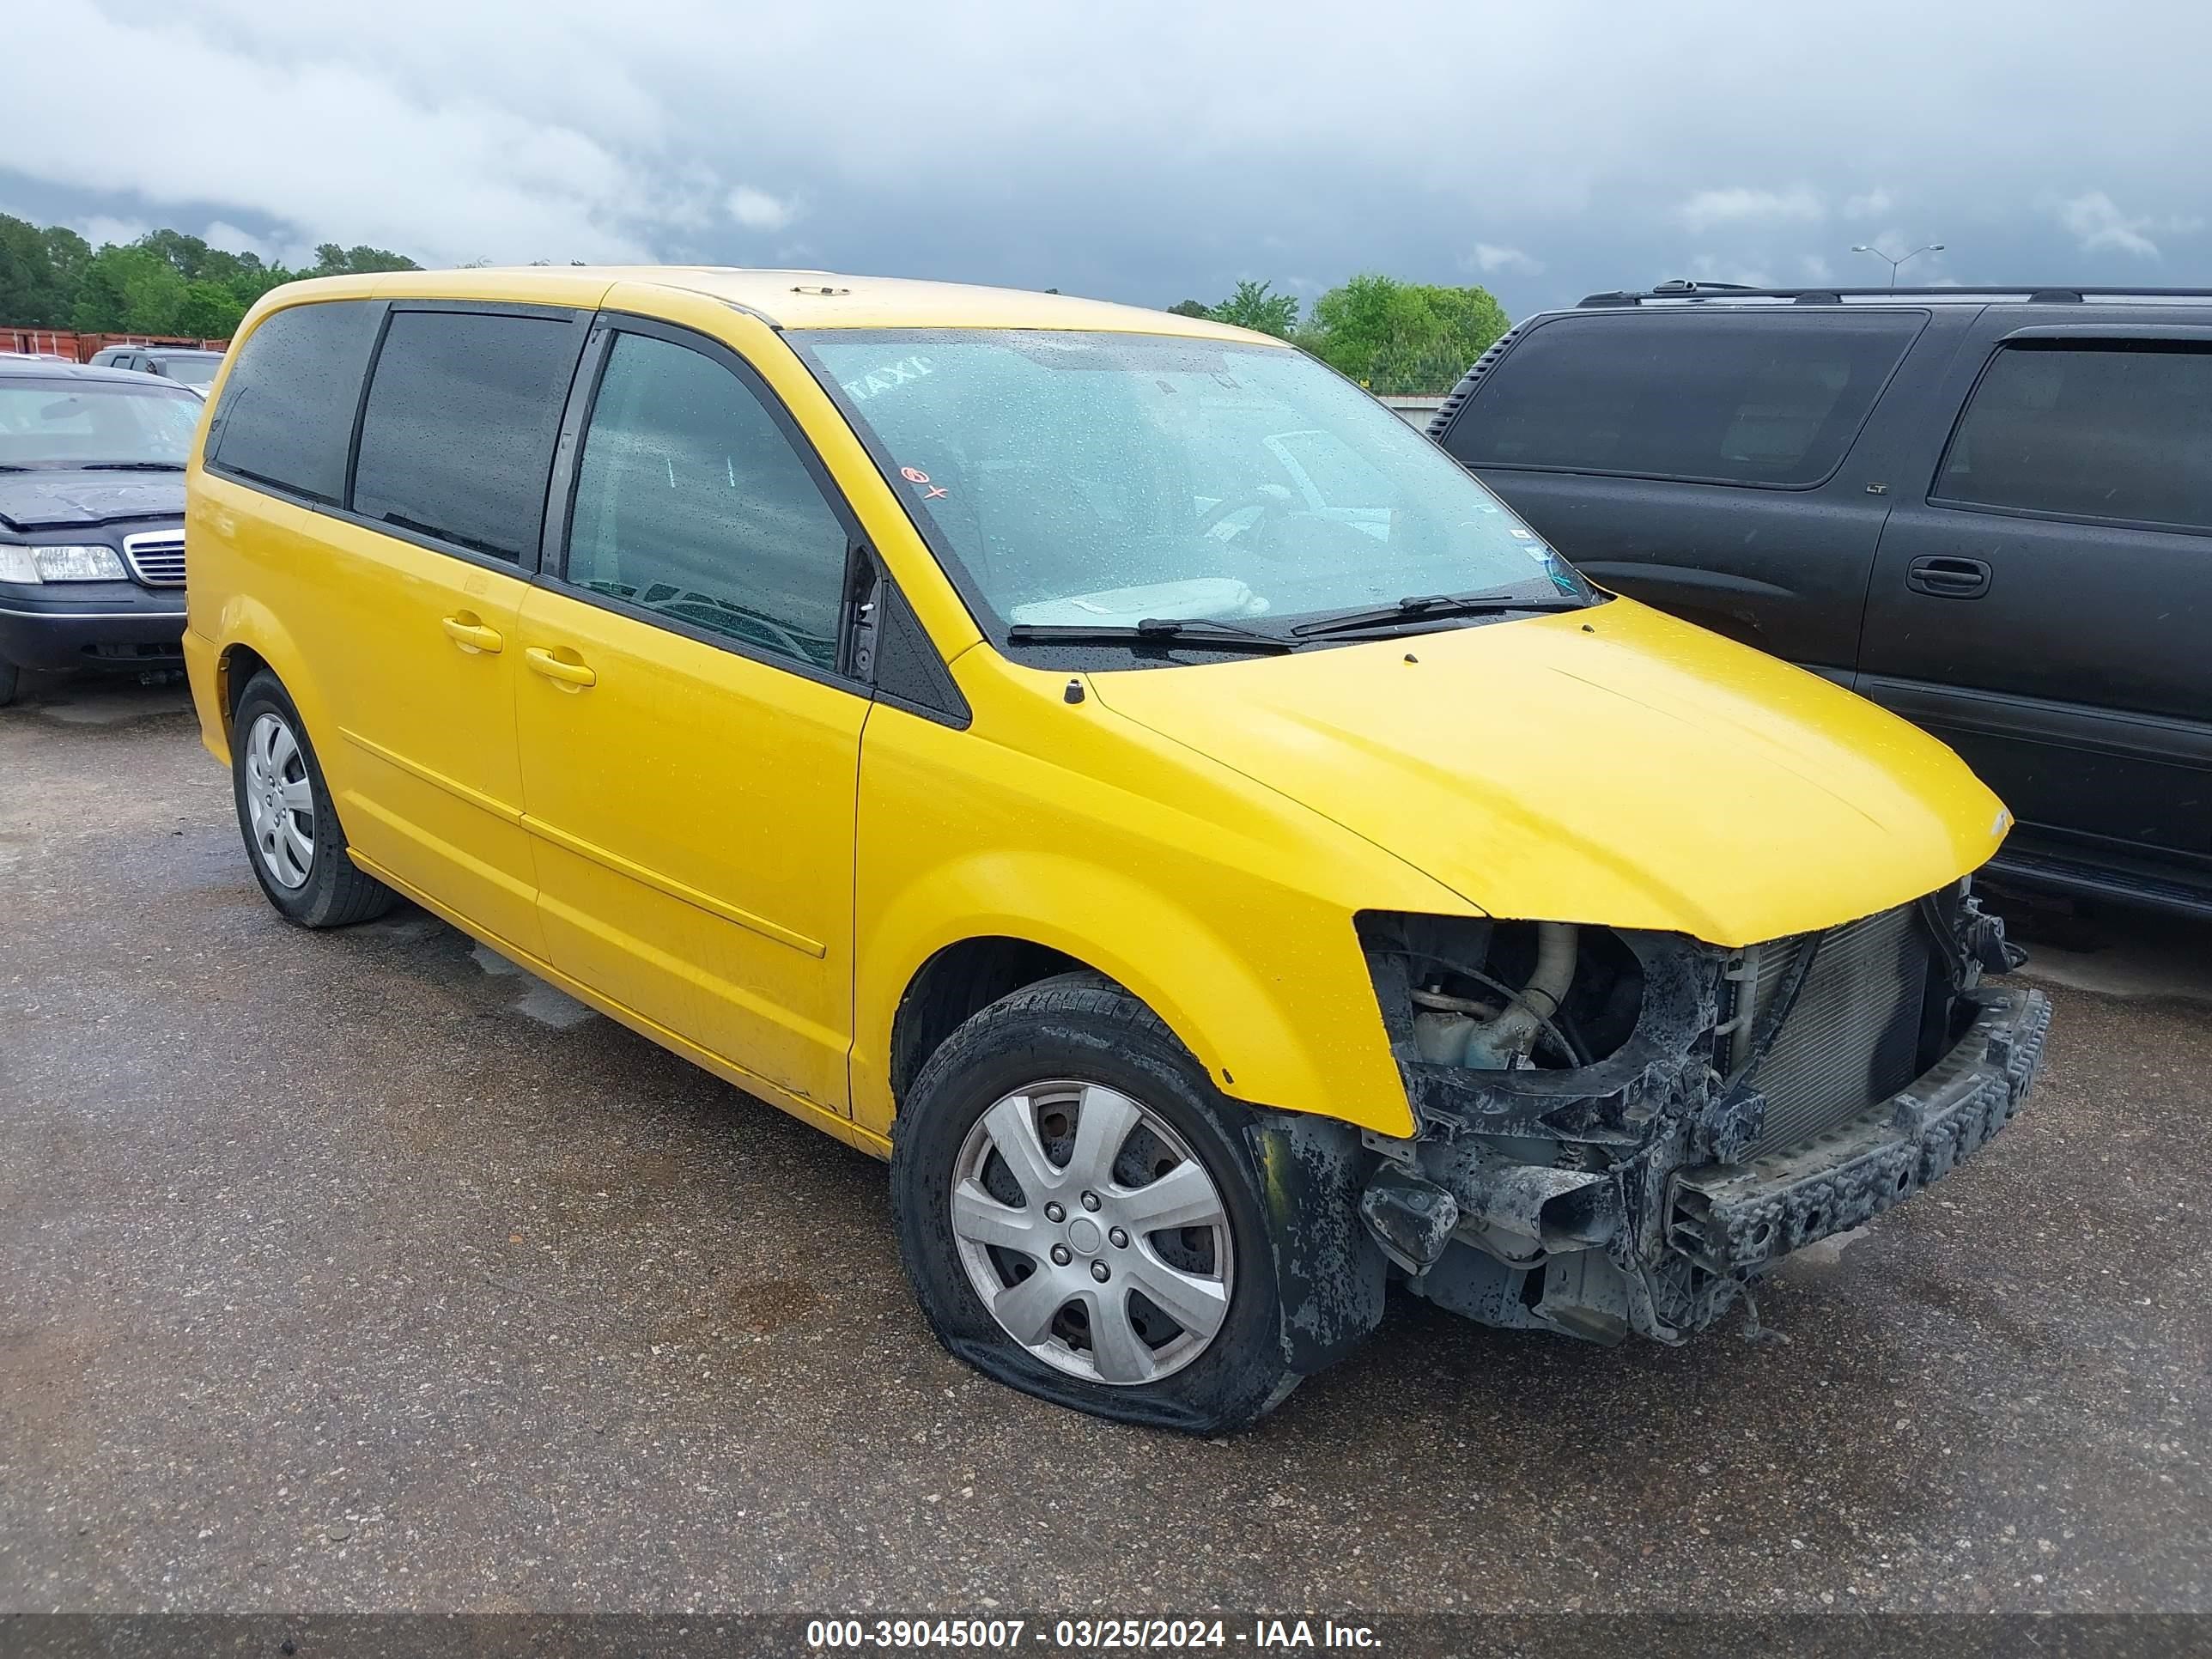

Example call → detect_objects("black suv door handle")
1906 556 1991 599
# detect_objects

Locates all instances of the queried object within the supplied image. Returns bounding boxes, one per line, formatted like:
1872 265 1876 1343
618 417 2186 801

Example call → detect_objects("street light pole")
1851 243 1947 287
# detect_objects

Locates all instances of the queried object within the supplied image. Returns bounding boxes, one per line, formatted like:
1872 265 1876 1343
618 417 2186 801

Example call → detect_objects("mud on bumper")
1668 987 2051 1275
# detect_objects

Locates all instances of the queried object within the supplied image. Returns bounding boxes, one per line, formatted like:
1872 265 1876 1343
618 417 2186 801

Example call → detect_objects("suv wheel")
0 657 19 708
892 972 1297 1433
231 672 398 927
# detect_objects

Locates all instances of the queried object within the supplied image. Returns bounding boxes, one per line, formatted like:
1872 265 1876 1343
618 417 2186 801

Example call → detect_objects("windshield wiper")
1290 589 1588 640
79 461 185 471
1003 617 1296 653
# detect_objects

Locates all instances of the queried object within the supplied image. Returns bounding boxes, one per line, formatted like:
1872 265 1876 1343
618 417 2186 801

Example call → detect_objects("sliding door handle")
525 647 598 690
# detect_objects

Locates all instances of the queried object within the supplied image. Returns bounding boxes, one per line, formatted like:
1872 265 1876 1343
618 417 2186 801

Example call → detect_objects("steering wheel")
1195 482 1300 542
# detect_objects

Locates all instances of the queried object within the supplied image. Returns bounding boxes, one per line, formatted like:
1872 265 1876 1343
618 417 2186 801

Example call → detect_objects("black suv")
1431 283 2212 919
86 345 225 394
0 357 200 705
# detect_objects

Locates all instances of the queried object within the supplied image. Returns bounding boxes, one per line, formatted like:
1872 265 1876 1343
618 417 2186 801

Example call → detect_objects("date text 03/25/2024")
804 1618 1382 1650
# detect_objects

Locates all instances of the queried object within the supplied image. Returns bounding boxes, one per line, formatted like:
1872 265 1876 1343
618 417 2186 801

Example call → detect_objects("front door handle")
525 646 598 690
1906 556 1992 599
441 613 504 653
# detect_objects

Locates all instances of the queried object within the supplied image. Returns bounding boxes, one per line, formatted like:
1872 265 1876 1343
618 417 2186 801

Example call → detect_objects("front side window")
352 308 582 562
1936 341 2212 533
209 300 383 502
796 329 1585 636
1445 311 1923 488
565 331 849 672
0 378 202 469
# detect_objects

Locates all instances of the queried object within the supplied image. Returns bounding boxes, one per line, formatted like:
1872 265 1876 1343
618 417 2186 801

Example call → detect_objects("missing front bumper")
1380 982 2050 1346
1667 986 2051 1275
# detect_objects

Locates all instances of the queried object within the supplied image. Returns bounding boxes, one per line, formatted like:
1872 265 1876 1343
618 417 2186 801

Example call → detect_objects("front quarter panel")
850 656 1481 1142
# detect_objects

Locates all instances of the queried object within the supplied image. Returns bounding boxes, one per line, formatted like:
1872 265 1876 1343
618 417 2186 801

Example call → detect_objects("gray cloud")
1472 244 1544 276
8 0 2210 319
1674 187 1826 234
2052 191 2203 259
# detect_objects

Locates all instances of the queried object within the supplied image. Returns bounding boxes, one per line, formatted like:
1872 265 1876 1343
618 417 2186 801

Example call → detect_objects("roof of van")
258 266 1276 343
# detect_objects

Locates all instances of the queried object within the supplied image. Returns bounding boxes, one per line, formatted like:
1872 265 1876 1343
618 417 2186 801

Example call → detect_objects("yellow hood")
1088 598 2009 947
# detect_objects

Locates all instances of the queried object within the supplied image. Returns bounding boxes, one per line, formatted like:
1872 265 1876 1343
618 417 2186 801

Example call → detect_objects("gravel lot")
2 678 2206 1616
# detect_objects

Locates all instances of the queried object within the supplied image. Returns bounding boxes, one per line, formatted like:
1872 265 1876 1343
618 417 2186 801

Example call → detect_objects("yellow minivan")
184 268 2048 1431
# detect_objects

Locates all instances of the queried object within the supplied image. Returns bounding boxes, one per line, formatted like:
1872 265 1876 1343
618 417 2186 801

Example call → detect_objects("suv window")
1447 312 1922 488
565 331 849 672
1936 340 2212 533
209 301 383 502
352 308 582 562
153 353 219 386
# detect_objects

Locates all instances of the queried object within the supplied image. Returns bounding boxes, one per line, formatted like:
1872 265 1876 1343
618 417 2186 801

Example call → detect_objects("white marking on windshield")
842 355 936 402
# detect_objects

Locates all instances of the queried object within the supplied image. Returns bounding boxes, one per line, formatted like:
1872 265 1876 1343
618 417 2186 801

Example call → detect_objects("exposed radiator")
1732 904 1929 1158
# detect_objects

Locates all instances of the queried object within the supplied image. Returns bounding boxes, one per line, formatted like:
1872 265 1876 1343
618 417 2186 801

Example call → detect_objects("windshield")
0 379 202 468
795 329 1588 637
154 355 221 386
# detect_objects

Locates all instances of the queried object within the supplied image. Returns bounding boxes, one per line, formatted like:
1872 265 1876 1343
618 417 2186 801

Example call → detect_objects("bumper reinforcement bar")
1668 987 2051 1275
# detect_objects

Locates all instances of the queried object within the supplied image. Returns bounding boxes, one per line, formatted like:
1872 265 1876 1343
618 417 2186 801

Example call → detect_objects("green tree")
118 253 189 332
175 279 246 338
70 244 187 332
307 242 420 276
0 214 69 325
0 216 430 335
1299 274 1510 394
1166 299 1210 318
41 226 92 313
1206 279 1298 338
138 228 222 282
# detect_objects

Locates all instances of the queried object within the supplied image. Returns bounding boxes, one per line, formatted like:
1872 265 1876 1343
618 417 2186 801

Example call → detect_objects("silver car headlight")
0 544 130 583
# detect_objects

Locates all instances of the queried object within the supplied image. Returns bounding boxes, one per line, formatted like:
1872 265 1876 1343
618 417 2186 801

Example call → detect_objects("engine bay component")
1357 1164 1460 1273
1348 888 2047 1348
1462 921 1577 1068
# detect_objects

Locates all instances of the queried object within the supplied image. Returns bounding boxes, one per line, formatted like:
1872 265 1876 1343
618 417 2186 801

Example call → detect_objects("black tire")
891 970 1298 1433
0 657 19 708
231 671 398 928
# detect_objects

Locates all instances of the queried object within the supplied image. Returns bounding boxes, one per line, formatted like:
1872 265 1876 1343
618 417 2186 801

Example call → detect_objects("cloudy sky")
8 0 2208 319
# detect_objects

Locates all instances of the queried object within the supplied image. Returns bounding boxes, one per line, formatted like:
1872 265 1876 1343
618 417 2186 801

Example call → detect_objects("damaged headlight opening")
1350 889 2046 1348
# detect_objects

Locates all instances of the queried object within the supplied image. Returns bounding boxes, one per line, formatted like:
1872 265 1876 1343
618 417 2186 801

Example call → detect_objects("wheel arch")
854 851 1404 1139
216 641 270 729
888 936 1089 1109
883 930 1395 1395
205 601 333 764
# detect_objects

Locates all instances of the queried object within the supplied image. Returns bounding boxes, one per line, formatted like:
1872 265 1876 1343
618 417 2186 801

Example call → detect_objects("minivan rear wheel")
891 971 1298 1433
231 672 398 928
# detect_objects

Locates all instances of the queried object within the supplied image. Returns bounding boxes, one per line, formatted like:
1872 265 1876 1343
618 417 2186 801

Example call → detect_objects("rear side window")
565 331 850 672
1446 312 1923 488
1935 342 2212 533
352 308 584 562
209 301 383 502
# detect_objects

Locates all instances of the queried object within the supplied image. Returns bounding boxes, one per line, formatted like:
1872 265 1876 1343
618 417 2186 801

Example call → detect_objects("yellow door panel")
295 514 542 954
192 475 541 954
514 585 866 1112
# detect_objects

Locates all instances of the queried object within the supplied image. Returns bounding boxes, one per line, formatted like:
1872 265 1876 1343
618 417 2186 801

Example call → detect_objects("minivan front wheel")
230 672 398 928
892 972 1297 1433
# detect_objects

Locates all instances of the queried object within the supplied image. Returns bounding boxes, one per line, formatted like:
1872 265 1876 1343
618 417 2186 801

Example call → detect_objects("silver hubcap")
242 712 314 890
951 1079 1234 1386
